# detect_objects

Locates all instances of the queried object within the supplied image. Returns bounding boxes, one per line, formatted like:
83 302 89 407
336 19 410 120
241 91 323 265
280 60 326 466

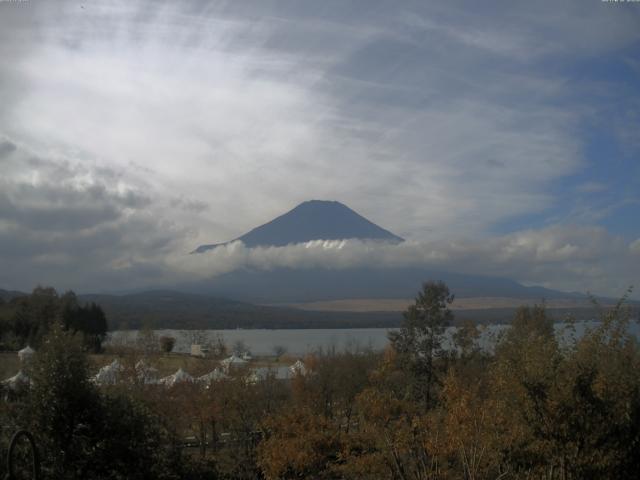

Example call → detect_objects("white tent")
247 366 291 384
135 359 159 384
220 354 248 371
2 370 30 390
92 359 125 385
197 368 226 385
159 368 194 387
18 346 35 363
289 360 308 376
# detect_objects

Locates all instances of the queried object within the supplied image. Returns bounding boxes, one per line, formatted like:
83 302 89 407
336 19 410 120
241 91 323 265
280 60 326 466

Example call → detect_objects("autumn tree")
487 297 640 479
258 406 346 480
438 370 501 480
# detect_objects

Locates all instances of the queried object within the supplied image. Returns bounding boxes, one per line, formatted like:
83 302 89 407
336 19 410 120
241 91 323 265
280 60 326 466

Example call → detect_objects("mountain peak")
193 200 403 253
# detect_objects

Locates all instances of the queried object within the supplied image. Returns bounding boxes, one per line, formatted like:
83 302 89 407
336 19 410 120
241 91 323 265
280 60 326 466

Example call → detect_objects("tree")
509 304 554 341
136 323 158 355
211 332 228 358
258 406 346 480
28 322 102 477
486 296 640 479
388 281 454 409
27 322 185 479
60 291 108 353
232 339 249 357
2 287 108 352
159 335 176 353
10 286 60 347
452 320 480 360
273 345 287 359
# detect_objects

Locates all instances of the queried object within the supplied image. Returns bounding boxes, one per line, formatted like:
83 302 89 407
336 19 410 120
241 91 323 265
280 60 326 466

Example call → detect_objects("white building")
18 346 35 363
159 368 194 387
190 344 210 358
289 360 308 376
92 359 125 386
2 370 30 391
135 359 159 384
220 354 248 371
247 366 291 384
198 368 226 385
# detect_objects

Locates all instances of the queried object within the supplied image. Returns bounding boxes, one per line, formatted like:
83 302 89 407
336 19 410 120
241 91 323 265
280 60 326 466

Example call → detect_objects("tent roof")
2 370 30 389
289 360 308 375
136 360 158 372
198 368 226 383
221 355 248 365
160 368 194 387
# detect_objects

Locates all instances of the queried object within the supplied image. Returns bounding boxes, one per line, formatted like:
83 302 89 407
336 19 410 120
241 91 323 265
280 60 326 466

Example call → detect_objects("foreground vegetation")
1 282 639 479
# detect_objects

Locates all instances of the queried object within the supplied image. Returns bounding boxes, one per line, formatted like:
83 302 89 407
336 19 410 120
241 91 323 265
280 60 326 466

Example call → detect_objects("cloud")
0 138 635 298
0 140 190 292
0 139 16 157
173 225 638 299
0 0 601 243
0 0 637 295
575 182 608 194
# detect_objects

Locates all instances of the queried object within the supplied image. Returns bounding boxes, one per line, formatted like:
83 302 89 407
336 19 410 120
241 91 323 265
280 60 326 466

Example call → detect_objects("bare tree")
272 345 287 359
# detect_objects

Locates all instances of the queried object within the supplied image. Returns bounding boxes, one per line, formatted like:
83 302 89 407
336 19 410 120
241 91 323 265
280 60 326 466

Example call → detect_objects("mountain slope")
0 289 27 301
77 290 401 330
194 200 403 253
185 267 583 304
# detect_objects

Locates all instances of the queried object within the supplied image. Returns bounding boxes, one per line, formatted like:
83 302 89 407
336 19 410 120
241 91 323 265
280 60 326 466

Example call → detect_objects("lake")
107 320 640 356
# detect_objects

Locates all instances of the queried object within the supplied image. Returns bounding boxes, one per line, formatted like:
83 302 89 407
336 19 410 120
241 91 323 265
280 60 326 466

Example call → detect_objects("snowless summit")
193 200 403 253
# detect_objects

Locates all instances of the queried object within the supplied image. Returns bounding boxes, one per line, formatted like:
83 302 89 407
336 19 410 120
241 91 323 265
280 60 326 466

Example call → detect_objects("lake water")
107 320 640 356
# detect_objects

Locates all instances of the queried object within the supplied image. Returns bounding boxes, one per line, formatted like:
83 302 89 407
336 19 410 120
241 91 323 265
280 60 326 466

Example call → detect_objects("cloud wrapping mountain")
174 229 639 298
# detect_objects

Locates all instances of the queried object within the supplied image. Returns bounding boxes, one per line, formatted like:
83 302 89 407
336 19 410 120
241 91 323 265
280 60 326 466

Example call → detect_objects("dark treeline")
0 286 108 352
1 282 639 479
2 287 625 331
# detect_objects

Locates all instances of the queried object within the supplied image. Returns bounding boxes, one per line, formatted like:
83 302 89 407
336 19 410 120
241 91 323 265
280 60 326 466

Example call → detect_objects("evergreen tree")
388 280 454 408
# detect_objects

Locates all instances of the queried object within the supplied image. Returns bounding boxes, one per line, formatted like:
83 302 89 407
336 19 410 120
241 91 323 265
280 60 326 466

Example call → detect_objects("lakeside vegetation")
1 282 639 479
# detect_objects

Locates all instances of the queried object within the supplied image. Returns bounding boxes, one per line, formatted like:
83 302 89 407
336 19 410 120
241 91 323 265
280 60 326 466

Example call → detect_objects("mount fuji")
187 200 580 304
193 200 403 253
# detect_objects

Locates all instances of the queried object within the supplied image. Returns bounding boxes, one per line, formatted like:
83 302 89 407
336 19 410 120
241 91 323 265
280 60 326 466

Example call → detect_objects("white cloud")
171 225 638 299
0 0 589 244
0 0 638 296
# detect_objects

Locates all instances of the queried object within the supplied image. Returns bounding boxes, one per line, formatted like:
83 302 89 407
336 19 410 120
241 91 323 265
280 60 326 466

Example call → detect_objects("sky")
0 0 639 298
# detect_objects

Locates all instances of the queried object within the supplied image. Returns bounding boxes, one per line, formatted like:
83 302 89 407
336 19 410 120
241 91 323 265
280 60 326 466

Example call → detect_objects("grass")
0 353 21 381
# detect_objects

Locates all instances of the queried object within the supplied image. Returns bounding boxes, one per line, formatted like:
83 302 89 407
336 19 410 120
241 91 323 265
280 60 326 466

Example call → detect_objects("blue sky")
0 0 638 297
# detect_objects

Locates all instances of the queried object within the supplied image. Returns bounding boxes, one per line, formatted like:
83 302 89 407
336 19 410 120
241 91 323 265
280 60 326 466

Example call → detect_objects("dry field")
273 296 600 313
0 352 20 381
